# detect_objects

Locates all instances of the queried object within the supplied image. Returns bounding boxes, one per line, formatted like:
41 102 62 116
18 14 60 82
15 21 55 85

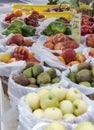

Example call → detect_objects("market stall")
0 1 94 130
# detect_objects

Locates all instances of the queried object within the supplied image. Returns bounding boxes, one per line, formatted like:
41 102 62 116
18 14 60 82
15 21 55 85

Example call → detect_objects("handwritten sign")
72 12 82 44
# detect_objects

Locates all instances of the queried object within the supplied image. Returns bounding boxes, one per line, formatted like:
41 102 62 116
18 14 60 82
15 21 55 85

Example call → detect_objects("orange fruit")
14 9 23 17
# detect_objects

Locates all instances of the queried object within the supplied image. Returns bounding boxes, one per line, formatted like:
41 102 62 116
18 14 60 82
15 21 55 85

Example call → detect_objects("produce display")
44 33 79 50
25 87 88 120
67 62 94 87
4 9 23 24
3 19 36 36
4 9 45 26
1 2 94 130
44 121 94 130
6 34 34 47
42 18 71 36
13 64 61 87
0 46 39 63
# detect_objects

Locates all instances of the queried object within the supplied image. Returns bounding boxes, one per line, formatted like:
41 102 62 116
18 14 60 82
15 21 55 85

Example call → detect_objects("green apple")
59 100 73 114
44 107 63 120
40 92 59 110
37 89 50 99
75 121 94 130
25 92 40 111
51 86 67 101
44 121 66 130
33 108 44 118
73 99 88 116
63 113 76 120
66 88 82 102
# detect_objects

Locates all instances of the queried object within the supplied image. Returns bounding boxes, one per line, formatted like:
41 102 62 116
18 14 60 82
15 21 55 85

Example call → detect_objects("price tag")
72 12 82 44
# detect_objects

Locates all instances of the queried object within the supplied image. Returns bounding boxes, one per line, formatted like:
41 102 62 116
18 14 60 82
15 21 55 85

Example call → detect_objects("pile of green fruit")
67 62 94 87
13 64 61 87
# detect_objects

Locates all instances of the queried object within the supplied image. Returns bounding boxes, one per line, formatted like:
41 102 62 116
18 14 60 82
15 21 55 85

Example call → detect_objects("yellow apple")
73 99 88 116
44 121 66 130
33 108 44 118
66 88 82 102
40 92 59 110
37 89 50 99
44 107 63 120
51 86 66 101
63 113 76 120
25 92 40 111
59 100 73 114
75 121 94 130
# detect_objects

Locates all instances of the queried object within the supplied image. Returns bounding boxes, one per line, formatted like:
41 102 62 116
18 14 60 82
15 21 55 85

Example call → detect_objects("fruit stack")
62 62 94 97
31 121 94 130
1 6 94 130
8 64 62 104
17 86 94 129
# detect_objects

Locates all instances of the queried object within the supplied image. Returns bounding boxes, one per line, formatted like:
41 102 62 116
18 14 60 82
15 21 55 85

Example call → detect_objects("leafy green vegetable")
3 19 36 36
50 21 66 35
22 25 36 37
64 24 72 35
3 20 25 35
11 19 25 28
42 19 71 36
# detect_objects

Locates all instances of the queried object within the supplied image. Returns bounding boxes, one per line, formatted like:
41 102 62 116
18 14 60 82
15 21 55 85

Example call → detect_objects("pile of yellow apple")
25 87 88 120
44 121 94 130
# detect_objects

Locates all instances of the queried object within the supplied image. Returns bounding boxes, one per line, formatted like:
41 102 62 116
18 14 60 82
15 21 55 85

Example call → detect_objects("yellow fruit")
0 53 12 63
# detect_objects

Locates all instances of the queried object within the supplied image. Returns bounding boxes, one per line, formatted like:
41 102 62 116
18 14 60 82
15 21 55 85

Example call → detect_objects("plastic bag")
17 88 94 130
62 60 94 95
8 65 66 107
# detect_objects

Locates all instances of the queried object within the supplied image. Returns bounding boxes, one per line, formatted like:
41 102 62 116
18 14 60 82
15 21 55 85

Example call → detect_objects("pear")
68 72 77 83
79 81 91 87
28 77 36 84
77 62 91 71
32 64 44 78
52 77 61 83
76 69 92 83
14 73 30 86
37 72 51 85
23 67 33 78
47 68 56 79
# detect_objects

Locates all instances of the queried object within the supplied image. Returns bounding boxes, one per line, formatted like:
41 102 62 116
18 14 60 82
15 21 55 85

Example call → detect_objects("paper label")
72 12 82 44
